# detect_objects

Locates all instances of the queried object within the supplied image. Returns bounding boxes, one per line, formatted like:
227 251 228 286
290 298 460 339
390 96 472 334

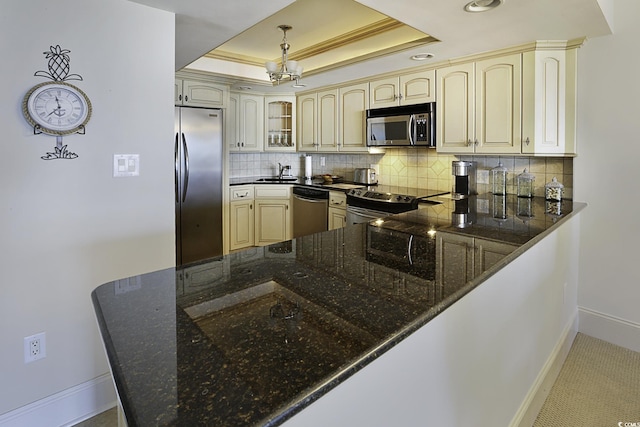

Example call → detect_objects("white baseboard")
0 373 116 427
578 306 640 352
509 312 578 427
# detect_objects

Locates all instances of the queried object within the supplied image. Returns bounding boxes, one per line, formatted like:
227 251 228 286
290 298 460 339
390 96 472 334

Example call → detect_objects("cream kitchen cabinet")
254 185 291 246
521 46 578 156
265 96 296 152
175 79 229 108
227 92 264 152
369 70 436 109
229 186 254 251
297 88 357 152
436 54 522 154
328 190 347 230
339 83 369 152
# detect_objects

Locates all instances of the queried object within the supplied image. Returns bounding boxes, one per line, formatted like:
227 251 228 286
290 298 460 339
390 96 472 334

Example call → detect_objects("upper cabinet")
436 42 580 156
297 85 367 152
338 82 369 152
227 92 264 152
369 70 435 109
175 79 229 109
265 96 296 152
436 54 522 154
521 47 577 156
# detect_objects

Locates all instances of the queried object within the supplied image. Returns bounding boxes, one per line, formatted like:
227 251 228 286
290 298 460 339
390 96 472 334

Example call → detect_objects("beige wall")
0 0 175 419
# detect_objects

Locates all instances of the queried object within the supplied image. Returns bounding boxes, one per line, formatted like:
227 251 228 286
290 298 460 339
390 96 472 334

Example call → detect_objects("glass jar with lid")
545 177 564 201
491 162 508 195
517 168 535 198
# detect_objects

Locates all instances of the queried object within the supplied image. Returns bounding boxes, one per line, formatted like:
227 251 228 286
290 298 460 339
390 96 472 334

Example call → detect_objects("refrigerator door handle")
174 132 180 203
182 133 189 203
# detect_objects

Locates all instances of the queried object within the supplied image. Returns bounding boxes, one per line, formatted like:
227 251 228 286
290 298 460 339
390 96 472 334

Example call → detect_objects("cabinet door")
239 94 264 151
475 54 522 154
339 83 369 152
265 96 295 151
255 199 290 246
400 70 435 105
522 49 576 155
227 93 240 151
317 89 339 151
175 79 184 105
229 199 254 250
369 76 399 109
182 80 228 108
297 93 317 151
328 207 346 230
436 62 475 153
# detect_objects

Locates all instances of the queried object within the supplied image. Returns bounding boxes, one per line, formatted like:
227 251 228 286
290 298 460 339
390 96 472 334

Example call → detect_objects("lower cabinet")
328 191 347 230
229 199 254 250
176 258 229 296
254 185 291 246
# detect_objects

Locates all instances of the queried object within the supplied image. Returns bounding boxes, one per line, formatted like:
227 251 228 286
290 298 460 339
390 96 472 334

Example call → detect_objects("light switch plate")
113 154 140 177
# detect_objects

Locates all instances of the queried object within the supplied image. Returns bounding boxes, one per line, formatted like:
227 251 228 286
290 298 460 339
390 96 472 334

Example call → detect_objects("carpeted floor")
534 332 640 427
76 333 640 426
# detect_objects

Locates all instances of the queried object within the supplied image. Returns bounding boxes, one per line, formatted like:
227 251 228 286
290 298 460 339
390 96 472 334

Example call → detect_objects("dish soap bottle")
491 162 508 195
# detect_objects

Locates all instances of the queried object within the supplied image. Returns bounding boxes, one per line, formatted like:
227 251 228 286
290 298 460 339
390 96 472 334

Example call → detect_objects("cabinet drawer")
329 191 346 209
255 186 290 199
230 186 254 200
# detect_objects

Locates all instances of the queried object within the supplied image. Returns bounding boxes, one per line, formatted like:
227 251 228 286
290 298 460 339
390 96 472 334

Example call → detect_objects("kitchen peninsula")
92 195 585 427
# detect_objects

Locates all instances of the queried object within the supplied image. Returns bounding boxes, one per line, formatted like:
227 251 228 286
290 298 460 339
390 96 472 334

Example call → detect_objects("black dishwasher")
292 186 329 238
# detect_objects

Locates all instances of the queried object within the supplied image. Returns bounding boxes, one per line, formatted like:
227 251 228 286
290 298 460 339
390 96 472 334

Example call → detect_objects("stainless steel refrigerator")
174 107 223 267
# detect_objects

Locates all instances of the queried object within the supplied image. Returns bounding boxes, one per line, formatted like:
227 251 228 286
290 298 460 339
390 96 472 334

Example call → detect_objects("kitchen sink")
183 281 375 402
256 177 298 182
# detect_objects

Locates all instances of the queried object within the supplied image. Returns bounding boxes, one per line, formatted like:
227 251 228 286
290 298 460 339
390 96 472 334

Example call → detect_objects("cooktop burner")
348 187 448 204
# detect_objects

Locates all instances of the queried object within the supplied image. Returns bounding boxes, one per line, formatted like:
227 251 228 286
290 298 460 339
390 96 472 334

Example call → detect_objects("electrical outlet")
320 157 326 167
24 332 46 363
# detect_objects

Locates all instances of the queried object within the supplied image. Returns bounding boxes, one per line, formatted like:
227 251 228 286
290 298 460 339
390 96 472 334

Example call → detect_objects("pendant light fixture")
265 25 304 86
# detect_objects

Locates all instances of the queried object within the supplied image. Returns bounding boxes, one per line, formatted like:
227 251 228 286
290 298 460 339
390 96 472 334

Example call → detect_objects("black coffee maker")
451 161 477 199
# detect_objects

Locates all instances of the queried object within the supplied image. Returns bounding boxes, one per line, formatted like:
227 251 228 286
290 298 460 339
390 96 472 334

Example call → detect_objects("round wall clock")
23 81 92 136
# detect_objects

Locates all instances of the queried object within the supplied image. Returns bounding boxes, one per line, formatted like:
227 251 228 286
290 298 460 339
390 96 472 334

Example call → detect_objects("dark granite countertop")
92 195 585 427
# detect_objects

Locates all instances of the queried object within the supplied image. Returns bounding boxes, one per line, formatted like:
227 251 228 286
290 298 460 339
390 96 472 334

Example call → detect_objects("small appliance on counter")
353 168 378 185
451 161 477 199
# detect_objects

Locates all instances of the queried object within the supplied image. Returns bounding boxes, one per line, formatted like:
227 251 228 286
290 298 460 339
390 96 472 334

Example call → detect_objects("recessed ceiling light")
411 53 434 61
464 0 503 12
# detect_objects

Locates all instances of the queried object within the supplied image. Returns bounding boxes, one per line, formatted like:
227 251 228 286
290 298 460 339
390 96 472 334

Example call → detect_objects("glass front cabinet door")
265 96 296 151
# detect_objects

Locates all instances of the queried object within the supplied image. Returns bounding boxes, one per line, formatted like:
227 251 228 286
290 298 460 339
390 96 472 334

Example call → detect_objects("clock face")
23 82 91 135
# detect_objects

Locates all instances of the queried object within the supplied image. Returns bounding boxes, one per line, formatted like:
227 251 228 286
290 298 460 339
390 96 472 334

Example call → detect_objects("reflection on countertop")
91 194 585 427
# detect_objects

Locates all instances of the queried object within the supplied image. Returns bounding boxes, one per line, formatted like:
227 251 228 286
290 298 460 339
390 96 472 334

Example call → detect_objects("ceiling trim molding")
203 18 426 69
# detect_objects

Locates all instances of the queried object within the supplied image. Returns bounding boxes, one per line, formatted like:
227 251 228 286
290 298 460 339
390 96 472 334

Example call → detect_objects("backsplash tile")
229 150 573 199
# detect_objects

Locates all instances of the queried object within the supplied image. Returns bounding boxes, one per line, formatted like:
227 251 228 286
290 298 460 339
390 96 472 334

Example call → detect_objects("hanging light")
265 25 304 86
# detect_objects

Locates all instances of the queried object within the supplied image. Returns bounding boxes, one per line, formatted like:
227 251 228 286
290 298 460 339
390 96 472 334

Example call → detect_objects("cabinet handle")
398 93 403 100
467 139 472 146
250 204 252 209
524 137 530 146
179 94 182 101
184 95 188 102
474 139 478 146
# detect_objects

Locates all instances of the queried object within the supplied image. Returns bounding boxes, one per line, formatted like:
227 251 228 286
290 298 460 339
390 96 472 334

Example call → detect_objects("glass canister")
491 162 508 195
545 177 564 201
517 168 535 198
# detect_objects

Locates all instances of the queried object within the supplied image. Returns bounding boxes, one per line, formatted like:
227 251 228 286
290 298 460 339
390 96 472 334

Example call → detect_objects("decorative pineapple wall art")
22 45 92 160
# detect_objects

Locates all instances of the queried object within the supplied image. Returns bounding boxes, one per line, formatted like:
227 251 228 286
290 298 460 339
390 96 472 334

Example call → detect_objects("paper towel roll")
304 155 312 179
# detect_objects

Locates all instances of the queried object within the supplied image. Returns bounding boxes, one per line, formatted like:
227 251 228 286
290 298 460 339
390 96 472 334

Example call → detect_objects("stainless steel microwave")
366 102 436 147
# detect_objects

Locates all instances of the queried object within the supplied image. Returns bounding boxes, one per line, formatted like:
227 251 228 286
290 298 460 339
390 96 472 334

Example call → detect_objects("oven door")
345 205 391 226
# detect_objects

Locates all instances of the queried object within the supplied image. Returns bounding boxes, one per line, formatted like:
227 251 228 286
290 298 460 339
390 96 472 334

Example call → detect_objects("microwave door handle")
407 234 414 265
408 115 415 145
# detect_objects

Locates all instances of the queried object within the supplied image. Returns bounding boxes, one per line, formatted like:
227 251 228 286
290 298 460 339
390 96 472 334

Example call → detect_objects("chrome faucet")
278 162 291 179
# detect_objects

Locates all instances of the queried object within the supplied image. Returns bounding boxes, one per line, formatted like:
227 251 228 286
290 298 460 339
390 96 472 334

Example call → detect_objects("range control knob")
404 196 411 202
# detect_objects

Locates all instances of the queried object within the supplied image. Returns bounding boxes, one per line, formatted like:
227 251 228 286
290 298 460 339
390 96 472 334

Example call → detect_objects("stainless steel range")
346 186 447 225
